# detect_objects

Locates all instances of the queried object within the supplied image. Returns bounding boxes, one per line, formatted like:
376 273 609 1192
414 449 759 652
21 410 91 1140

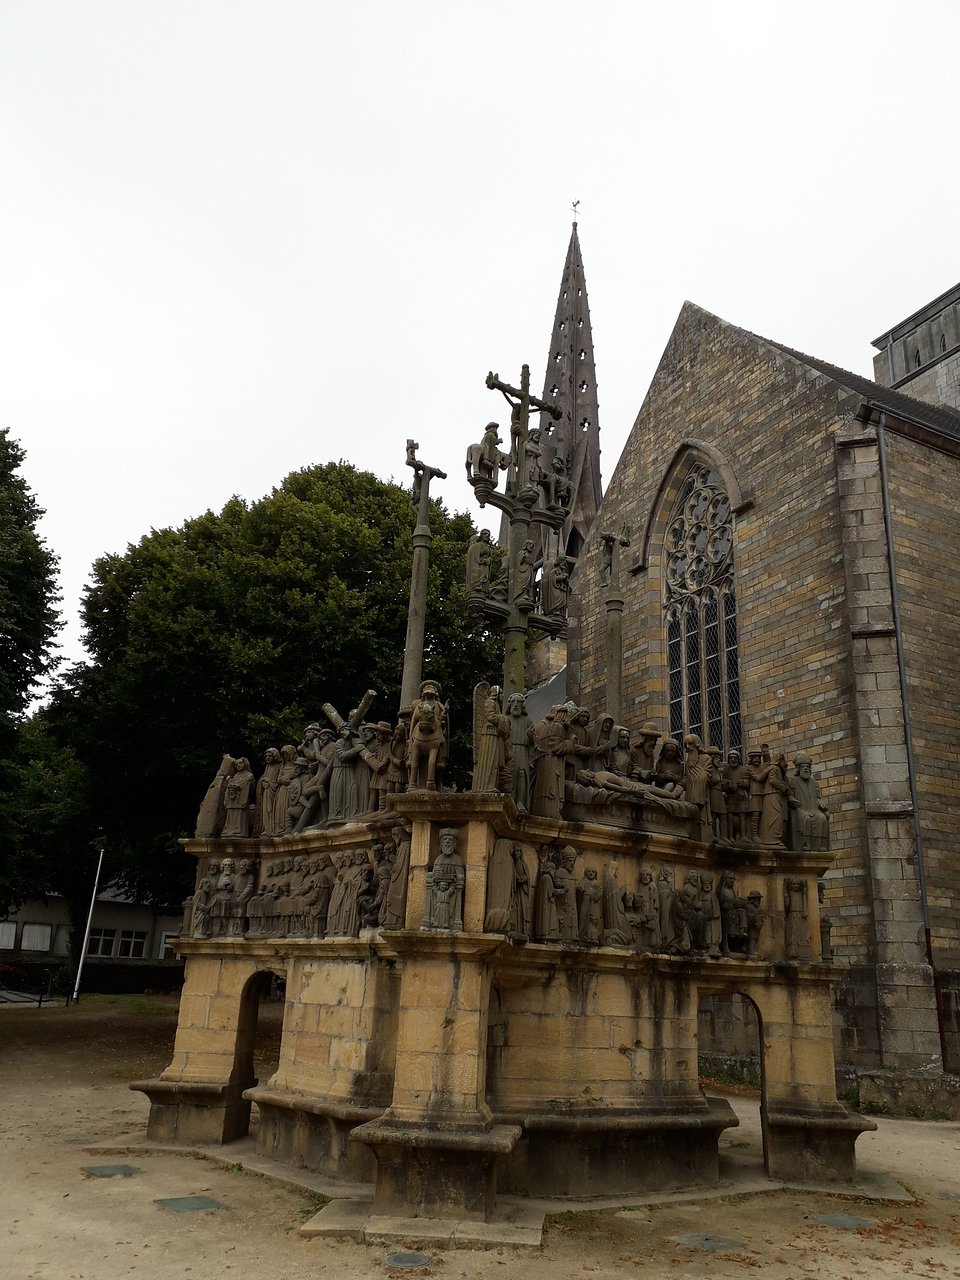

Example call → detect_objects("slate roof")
761 337 960 441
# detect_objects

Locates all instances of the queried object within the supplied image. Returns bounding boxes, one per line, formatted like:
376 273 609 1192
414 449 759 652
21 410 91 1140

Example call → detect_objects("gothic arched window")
664 462 742 753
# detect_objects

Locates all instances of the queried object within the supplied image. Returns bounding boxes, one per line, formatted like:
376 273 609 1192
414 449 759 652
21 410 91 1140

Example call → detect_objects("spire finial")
571 198 580 225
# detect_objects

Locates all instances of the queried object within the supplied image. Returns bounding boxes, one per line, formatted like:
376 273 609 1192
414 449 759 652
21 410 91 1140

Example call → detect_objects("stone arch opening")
235 966 288 1137
698 989 767 1173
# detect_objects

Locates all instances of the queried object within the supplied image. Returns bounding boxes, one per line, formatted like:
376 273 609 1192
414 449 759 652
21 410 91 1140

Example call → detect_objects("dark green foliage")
45 462 500 911
0 431 62 917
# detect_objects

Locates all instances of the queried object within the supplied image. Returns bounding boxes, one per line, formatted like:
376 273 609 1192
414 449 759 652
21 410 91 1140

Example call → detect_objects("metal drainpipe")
875 411 948 1067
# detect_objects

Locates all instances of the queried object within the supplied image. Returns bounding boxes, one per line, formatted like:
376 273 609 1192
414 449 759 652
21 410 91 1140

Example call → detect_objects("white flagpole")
71 844 105 1004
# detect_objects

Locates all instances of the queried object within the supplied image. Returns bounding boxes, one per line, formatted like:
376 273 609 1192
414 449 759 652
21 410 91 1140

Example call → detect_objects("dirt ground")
2 995 960 1280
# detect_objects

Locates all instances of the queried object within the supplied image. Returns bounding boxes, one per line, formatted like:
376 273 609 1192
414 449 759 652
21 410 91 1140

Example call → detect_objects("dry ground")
2 995 960 1280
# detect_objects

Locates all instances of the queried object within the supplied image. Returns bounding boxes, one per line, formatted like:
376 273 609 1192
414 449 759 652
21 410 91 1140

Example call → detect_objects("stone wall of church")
570 304 883 1067
887 430 960 967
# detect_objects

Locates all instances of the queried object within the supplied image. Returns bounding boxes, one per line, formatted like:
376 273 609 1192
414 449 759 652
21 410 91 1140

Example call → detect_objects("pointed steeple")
496 222 602 570
536 222 602 563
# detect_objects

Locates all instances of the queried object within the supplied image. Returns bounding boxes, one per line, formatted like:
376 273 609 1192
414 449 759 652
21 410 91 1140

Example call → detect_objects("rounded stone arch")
634 439 750 575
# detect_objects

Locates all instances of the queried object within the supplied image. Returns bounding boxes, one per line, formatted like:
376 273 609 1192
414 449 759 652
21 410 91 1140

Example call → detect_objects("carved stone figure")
364 722 394 813
678 870 704 951
590 714 616 769
507 693 535 812
295 728 336 830
540 555 570 618
655 738 685 794
210 857 237 936
533 849 560 942
530 705 573 819
601 863 632 946
467 529 494 596
284 757 312 834
465 422 509 485
513 540 535 605
553 845 580 943
257 748 283 837
327 849 369 937
195 754 235 838
723 751 750 843
718 870 748 956
520 427 543 490
485 837 518 933
706 746 728 842
543 455 573 513
509 843 531 940
578 868 603 945
745 890 765 958
327 727 367 822
657 867 675 944
631 870 661 951
746 749 765 842
381 824 412 928
423 827 464 931
192 876 214 937
787 752 830 851
630 722 660 782
683 735 712 843
384 716 410 804
472 684 511 793
759 755 789 846
784 877 809 960
407 679 447 791
818 880 832 961
221 757 254 838
698 874 721 957
305 853 335 936
608 727 633 778
568 709 596 773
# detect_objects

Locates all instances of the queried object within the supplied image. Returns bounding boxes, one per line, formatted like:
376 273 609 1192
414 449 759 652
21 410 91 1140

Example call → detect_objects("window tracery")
664 463 742 753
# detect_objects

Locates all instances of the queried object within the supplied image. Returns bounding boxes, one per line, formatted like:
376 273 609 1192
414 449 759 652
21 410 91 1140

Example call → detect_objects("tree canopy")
0 430 61 917
37 461 500 913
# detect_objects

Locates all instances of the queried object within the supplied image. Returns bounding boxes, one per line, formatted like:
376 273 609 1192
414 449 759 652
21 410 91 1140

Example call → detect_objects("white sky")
3 1 958 679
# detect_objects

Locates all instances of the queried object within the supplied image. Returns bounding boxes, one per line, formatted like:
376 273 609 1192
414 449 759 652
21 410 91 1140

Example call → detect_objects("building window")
117 930 147 959
0 921 18 949
21 923 52 952
87 928 116 957
664 462 742 754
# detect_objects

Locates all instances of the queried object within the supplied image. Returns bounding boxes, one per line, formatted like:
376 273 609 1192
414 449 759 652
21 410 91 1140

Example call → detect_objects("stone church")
547 233 960 1107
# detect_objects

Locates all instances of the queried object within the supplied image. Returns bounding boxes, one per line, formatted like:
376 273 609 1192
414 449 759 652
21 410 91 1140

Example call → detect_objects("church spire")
538 220 602 562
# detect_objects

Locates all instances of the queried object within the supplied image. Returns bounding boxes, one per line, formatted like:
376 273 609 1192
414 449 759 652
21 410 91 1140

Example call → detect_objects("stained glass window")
663 462 742 754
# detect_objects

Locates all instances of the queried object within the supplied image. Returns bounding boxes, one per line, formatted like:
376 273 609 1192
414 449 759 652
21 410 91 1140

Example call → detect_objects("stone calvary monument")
134 370 873 1232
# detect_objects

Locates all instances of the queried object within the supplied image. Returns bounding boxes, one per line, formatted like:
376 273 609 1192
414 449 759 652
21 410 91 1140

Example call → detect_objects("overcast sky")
3 1 958 682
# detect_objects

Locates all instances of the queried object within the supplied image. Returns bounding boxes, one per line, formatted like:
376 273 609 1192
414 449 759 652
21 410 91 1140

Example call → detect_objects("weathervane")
571 198 580 220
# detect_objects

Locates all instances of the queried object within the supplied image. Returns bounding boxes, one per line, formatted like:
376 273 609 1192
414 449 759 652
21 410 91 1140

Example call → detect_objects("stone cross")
400 441 447 711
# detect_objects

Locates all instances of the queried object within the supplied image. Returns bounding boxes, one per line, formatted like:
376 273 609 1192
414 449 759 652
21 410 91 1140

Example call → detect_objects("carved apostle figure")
221 757 254 838
698 873 722 956
533 849 561 942
683 735 712 843
553 845 580 943
380 824 412 928
787 751 830 851
718 870 748 956
513 540 535 605
485 837 519 933
192 876 214 937
745 890 765 959
540 555 570 618
609 727 633 778
424 827 464 931
601 863 632 946
326 850 369 937
257 748 284 837
746 748 765 842
578 867 603 945
655 738 685 794
706 745 728 842
723 750 750 843
632 869 661 951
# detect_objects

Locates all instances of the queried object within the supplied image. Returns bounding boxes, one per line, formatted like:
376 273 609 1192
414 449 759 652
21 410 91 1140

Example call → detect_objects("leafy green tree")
0 430 61 917
46 462 500 911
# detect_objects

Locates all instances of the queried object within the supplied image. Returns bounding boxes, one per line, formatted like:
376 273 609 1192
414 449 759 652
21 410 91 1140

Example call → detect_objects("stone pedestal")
245 1088 378 1180
762 1105 877 1182
351 1119 521 1219
132 1077 254 1145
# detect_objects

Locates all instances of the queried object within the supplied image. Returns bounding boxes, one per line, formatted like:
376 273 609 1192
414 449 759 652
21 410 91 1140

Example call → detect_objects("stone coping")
350 1118 522 1154
762 1106 878 1134
243 1086 383 1124
182 794 833 877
